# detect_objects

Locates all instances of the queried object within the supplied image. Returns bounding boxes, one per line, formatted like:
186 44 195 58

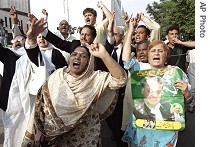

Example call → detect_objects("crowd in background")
0 1 195 147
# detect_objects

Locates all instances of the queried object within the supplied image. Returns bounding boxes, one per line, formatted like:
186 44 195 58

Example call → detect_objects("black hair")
166 25 180 34
83 8 97 17
136 39 150 49
79 25 97 39
137 25 151 36
72 46 91 57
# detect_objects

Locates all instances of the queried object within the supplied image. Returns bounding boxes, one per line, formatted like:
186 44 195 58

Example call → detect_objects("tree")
146 0 195 40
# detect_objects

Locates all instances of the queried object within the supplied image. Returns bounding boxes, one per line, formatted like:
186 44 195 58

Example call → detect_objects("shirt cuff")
25 40 37 49
12 24 18 29
41 29 48 37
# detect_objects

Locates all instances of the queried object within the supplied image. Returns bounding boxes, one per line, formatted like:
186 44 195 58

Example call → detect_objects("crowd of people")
0 1 195 147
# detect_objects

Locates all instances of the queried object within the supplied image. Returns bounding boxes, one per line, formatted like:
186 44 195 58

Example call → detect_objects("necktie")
112 47 118 62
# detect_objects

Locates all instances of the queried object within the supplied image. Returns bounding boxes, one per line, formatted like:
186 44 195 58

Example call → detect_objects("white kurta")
2 53 55 147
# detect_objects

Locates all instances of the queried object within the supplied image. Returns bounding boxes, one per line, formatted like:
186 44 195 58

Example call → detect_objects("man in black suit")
105 26 129 147
39 22 113 72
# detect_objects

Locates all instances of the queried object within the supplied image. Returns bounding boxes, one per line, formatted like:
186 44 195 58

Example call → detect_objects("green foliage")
146 0 195 40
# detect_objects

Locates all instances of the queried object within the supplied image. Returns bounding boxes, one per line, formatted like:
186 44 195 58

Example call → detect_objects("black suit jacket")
105 41 136 68
105 41 137 93
0 44 20 111
104 41 128 101
44 30 81 54
25 46 68 69
44 30 114 71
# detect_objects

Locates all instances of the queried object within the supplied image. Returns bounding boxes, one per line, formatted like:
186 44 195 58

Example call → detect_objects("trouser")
105 96 128 147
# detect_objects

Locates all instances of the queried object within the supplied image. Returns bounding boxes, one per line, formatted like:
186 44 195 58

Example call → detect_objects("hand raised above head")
41 9 48 27
42 9 48 16
26 16 47 40
97 1 103 9
86 43 107 58
10 6 18 23
128 18 138 29
139 13 145 20
28 13 38 24
10 6 16 17
123 12 131 23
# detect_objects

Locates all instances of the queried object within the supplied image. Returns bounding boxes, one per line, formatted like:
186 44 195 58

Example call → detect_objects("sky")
30 0 159 33
121 0 159 16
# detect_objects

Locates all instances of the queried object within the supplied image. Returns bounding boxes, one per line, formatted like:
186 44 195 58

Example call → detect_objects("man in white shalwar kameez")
3 53 55 147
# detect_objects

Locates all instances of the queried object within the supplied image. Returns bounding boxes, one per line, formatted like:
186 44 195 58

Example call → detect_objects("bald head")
58 20 70 37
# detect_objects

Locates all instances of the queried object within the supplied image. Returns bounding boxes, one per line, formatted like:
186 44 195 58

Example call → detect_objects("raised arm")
97 1 113 28
122 17 137 62
26 15 47 45
25 16 47 65
107 11 115 38
10 6 23 38
88 43 126 78
28 13 77 54
123 12 132 31
138 13 161 42
104 11 116 50
42 9 48 28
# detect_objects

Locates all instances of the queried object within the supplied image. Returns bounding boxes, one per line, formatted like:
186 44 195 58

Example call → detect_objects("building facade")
0 0 30 45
